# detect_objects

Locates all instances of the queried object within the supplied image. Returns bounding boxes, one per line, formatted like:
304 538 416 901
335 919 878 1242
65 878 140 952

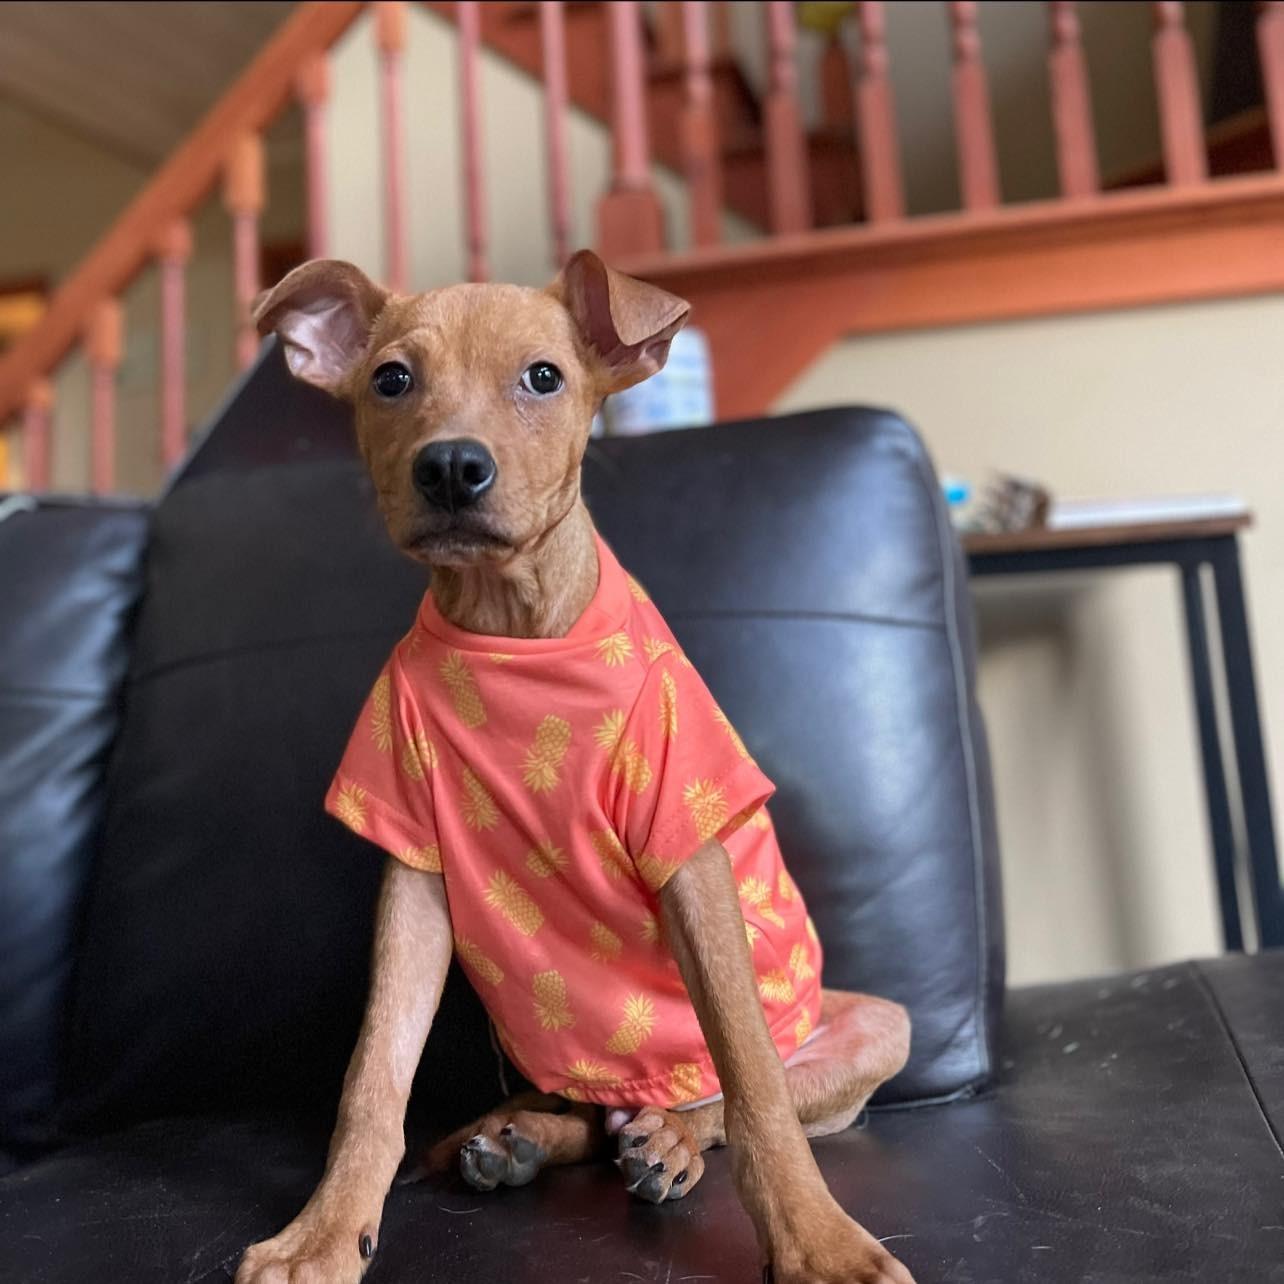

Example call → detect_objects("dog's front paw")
616 1107 705 1203
457 1117 548 1192
235 1212 377 1284
767 1205 915 1284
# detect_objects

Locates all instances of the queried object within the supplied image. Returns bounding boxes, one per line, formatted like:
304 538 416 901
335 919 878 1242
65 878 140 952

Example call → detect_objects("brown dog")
235 251 914 1284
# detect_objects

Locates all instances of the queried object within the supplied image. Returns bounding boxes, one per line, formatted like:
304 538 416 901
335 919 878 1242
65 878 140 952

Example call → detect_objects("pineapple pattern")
684 778 729 843
589 922 623 961
370 673 393 753
461 767 499 831
526 840 568 878
400 729 436 781
522 715 571 793
333 783 367 833
605 994 657 1055
485 871 544 936
324 541 819 1110
399 844 442 873
533 970 575 1030
806 915 820 944
626 574 650 603
669 1062 704 1104
455 937 503 986
440 650 486 727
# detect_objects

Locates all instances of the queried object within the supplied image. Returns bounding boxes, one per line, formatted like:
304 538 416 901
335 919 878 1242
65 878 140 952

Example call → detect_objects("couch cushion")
0 495 150 1157
6 959 1280 1283
64 349 1000 1128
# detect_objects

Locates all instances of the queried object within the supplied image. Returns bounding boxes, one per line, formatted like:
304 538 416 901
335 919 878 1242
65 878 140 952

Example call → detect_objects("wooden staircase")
4 1 1284 492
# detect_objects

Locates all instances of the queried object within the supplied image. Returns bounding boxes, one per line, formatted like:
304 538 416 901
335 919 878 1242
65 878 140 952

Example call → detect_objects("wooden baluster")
948 1 1000 210
655 2 685 64
155 219 192 472
855 1 905 222
681 0 723 247
457 0 489 282
712 1 733 61
296 53 330 259
540 1 573 268
376 1 409 290
224 133 265 370
1048 2 1099 198
22 380 54 492
1257 2 1284 170
763 0 812 234
1152 2 1207 185
597 0 665 258
87 300 122 495
821 31 854 134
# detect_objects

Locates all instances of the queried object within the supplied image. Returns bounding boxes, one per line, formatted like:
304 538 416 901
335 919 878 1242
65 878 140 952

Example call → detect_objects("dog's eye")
372 362 413 399
521 362 564 396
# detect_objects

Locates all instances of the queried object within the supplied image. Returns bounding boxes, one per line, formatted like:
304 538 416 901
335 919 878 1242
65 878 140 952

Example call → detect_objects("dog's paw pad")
459 1124 546 1191
615 1109 704 1203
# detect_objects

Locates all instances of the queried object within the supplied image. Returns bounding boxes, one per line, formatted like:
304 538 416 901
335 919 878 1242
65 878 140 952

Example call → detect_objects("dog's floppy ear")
253 259 391 396
556 249 690 393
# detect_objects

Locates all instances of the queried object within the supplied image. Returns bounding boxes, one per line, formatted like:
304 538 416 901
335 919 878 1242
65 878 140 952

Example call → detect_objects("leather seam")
1190 960 1284 1159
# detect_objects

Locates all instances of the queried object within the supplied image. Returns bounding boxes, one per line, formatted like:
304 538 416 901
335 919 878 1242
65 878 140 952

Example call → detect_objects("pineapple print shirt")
325 535 823 1109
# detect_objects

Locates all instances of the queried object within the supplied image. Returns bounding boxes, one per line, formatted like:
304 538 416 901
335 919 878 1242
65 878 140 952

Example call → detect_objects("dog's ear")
253 259 391 396
556 250 690 392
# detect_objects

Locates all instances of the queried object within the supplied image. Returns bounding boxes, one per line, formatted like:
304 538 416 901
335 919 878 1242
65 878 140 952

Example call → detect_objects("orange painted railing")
4 1 1284 492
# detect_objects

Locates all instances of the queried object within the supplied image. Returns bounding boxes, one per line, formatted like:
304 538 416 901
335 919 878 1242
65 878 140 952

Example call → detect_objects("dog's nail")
359 1234 374 1260
650 1161 665 1174
673 1170 687 1185
623 1135 642 1149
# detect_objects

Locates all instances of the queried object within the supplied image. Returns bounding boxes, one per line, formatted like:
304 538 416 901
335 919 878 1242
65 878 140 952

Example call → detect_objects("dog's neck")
429 499 600 640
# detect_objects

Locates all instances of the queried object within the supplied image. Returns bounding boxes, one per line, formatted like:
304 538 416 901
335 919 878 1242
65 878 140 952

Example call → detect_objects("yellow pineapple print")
739 875 786 928
564 1059 621 1100
333 783 367 833
605 994 657 1054
626 574 650 603
522 715 571 793
789 942 816 982
370 673 393 752
596 631 634 667
591 830 633 881
759 969 796 1004
489 653 514 664
440 651 486 728
806 915 820 944
745 921 761 948
589 922 623 961
637 852 679 892
778 869 798 901
640 911 661 945
454 937 503 986
533 969 575 1030
643 637 673 664
795 1008 813 1047
400 729 436 781
398 844 442 873
525 840 568 879
461 767 499 831
593 711 653 794
659 670 679 739
684 779 729 843
729 802 770 833
713 705 750 759
669 1062 703 1104
484 871 543 936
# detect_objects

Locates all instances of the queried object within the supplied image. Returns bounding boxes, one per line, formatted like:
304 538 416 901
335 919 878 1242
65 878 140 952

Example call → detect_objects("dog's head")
254 251 689 568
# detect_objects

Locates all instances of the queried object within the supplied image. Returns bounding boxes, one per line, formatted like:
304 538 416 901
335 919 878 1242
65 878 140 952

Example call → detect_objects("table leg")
1209 537 1284 949
1180 561 1243 950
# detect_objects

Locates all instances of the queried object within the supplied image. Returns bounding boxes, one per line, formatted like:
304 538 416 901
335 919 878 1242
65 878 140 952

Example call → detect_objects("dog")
235 251 914 1284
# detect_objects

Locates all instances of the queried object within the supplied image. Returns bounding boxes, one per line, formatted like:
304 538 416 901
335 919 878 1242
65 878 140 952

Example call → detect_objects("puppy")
236 251 914 1284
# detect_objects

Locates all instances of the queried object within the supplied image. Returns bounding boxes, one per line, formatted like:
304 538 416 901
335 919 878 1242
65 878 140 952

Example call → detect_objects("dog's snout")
413 438 497 511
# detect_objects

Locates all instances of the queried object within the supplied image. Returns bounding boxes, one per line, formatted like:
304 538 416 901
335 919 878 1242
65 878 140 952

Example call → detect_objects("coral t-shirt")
325 535 822 1109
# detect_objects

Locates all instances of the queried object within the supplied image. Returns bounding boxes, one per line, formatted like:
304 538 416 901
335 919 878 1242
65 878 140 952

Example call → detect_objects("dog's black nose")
413 438 496 511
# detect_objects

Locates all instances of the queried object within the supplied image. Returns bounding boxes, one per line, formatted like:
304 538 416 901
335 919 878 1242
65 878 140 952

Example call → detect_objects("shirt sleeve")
609 656 775 893
324 653 442 873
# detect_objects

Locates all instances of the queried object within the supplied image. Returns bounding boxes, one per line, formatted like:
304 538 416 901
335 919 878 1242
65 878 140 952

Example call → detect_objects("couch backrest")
0 496 150 1159
60 349 1003 1136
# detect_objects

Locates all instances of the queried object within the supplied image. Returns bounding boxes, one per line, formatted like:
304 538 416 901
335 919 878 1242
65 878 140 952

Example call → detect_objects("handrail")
0 1 365 423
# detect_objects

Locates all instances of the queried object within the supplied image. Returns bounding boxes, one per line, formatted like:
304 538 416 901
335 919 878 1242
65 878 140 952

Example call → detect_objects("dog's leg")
236 860 452 1284
415 1093 606 1190
615 988 910 1202
655 840 915 1284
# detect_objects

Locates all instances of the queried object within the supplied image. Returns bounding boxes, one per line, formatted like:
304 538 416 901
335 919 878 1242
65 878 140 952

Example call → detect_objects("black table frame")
968 531 1283 952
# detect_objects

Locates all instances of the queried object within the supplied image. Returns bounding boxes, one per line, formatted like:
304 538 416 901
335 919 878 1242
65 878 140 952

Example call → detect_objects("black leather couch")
1 348 1280 1283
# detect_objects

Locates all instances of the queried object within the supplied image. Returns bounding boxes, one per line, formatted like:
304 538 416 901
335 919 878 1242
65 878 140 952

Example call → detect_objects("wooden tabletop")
962 513 1252 556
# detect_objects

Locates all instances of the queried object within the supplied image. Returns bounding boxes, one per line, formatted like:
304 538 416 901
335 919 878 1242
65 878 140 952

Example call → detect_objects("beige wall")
776 294 1284 984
